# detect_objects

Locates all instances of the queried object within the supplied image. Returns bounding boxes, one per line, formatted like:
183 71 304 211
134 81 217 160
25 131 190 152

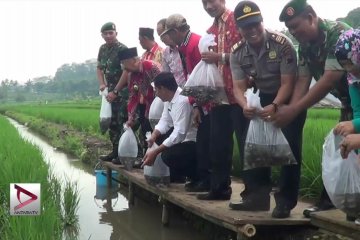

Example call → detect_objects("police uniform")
97 22 128 159
279 0 353 215
229 1 306 216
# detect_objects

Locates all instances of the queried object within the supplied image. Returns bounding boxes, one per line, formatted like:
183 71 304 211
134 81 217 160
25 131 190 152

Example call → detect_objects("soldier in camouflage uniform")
97 22 129 163
273 0 352 218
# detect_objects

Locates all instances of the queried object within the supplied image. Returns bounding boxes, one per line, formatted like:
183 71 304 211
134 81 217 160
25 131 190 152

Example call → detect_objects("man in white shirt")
142 72 198 183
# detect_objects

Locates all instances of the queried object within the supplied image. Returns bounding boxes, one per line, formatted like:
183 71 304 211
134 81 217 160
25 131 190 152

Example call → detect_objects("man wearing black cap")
230 0 304 218
139 27 163 64
112 47 161 162
274 0 352 218
97 22 128 163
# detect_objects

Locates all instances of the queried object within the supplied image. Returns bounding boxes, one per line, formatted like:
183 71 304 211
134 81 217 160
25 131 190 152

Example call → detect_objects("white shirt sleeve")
162 100 192 147
154 102 172 135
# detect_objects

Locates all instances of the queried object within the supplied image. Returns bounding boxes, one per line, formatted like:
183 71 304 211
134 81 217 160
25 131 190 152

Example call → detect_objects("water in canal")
9 118 208 240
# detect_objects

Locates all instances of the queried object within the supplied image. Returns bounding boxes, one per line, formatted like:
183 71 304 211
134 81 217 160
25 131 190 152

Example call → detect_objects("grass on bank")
0 116 80 240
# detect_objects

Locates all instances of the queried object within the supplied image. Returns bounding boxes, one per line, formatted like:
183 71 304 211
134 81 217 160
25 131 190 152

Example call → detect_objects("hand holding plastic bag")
143 132 170 187
322 131 360 216
181 34 228 105
243 90 296 170
99 88 112 134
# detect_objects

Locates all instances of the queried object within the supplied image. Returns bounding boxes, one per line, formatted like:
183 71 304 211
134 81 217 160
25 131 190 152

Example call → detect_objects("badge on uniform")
269 50 277 59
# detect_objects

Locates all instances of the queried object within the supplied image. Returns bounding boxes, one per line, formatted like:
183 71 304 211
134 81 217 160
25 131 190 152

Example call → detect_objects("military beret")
118 47 138 61
234 1 263 28
139 27 154 39
279 0 308 22
101 22 116 32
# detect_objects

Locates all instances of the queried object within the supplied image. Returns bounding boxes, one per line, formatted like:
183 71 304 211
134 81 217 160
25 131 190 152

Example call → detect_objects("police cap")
118 47 138 61
279 0 308 22
234 1 263 28
101 22 116 33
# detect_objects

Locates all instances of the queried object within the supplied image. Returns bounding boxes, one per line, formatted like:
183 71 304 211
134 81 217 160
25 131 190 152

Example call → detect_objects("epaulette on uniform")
269 32 286 45
231 40 245 53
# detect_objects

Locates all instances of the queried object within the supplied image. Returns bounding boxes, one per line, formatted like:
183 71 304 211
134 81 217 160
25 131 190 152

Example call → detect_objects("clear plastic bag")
118 124 138 170
243 90 296 170
181 33 228 104
143 132 170 187
148 97 164 129
99 88 112 134
322 131 360 216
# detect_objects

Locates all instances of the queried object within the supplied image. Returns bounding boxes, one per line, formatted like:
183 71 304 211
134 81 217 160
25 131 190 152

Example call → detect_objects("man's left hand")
142 149 157 167
201 51 221 64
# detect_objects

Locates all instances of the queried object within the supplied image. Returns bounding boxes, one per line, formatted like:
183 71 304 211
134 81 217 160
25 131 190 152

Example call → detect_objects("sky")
0 0 358 84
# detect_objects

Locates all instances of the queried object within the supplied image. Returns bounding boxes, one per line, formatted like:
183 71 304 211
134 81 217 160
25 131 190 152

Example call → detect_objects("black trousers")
161 141 197 181
207 104 248 192
242 92 307 209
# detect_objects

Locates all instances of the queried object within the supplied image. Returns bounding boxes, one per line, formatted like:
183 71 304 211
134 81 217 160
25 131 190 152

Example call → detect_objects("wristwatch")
113 89 119 96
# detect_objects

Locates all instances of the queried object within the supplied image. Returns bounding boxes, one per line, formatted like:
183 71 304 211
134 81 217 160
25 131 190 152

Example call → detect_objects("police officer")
274 0 352 218
97 22 128 163
230 0 305 218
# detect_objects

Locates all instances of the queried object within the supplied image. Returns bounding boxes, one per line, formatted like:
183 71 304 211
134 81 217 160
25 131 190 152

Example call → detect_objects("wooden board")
311 209 360 239
103 162 311 233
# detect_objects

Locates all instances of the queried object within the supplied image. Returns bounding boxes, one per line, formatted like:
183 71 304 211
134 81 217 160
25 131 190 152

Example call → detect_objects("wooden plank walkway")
311 210 360 239
101 162 312 239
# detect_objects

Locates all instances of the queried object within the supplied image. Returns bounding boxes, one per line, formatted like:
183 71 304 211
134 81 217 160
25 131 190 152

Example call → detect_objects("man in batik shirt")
139 27 163 64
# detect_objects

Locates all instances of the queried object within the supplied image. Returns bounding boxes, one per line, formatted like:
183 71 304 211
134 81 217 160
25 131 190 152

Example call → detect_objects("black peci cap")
139 27 154 39
234 1 263 28
118 47 138 61
279 0 308 22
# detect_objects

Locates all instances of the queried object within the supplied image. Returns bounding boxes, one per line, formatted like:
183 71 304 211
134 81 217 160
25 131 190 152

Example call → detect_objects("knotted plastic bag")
148 97 164 129
118 124 138 170
99 88 112 134
143 132 170 187
322 131 360 216
243 89 296 170
181 33 228 104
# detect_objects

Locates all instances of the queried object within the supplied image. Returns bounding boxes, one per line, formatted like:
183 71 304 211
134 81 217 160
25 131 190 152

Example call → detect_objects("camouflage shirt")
97 40 127 85
298 19 351 105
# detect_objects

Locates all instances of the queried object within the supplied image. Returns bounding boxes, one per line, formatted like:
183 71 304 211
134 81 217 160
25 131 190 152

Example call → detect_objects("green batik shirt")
298 19 351 105
97 40 127 85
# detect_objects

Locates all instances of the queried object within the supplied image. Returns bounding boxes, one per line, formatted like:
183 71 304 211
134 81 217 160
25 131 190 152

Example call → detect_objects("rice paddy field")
0 101 340 199
0 115 79 240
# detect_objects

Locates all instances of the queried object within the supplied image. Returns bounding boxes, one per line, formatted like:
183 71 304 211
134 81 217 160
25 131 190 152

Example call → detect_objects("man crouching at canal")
142 72 198 184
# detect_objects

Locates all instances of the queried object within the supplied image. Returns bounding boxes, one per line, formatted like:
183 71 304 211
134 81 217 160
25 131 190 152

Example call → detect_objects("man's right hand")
272 104 298 128
243 105 257 120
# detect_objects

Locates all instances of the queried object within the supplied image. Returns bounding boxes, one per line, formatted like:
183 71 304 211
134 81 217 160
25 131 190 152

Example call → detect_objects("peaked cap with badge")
101 22 116 33
279 0 309 22
234 1 263 28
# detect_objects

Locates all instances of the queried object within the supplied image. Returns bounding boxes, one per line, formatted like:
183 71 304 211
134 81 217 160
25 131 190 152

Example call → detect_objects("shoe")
303 201 335 218
346 214 357 222
185 181 210 192
112 157 122 165
229 198 270 211
99 152 117 162
272 205 291 218
197 188 232 200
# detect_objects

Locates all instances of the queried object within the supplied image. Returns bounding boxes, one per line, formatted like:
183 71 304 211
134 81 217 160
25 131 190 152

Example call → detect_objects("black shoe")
272 205 291 218
346 214 357 222
197 188 232 200
229 197 270 211
170 176 186 184
185 181 210 192
112 157 122 165
303 201 335 218
99 152 117 162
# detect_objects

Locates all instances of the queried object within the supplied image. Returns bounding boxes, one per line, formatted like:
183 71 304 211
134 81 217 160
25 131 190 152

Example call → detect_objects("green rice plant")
0 116 79 240
61 179 80 226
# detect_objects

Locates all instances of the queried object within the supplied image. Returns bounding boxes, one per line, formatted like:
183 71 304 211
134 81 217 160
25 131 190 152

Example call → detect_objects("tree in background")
338 7 360 28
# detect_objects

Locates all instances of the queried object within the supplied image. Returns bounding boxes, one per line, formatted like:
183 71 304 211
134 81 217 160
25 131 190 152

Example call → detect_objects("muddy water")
9 118 207 240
